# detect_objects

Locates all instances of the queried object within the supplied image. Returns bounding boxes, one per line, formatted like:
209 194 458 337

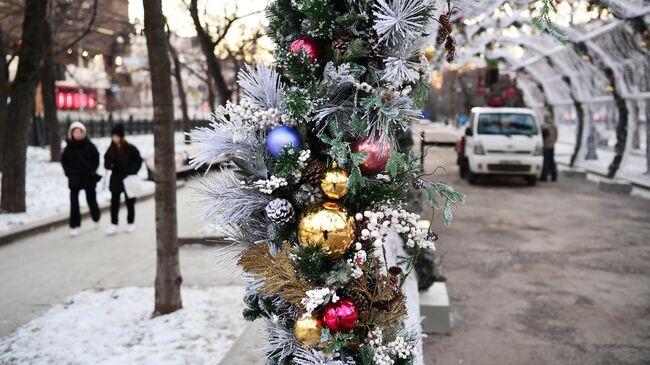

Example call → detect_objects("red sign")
56 88 97 110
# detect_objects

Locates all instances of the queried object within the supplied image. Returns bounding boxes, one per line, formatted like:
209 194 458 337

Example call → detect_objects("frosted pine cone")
265 198 295 224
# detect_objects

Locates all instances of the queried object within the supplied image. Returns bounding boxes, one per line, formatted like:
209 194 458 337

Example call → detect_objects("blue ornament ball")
266 126 302 157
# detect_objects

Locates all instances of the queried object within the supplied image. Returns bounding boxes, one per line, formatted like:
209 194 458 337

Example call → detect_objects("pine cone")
332 35 353 53
342 289 370 317
265 198 295 224
366 28 383 59
302 160 326 186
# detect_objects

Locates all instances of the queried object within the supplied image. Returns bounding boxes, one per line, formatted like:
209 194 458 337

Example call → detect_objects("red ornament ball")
352 138 391 174
322 299 358 333
290 38 320 63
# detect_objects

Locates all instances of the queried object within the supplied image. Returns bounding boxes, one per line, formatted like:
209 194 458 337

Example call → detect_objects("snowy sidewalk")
0 179 244 340
0 133 191 234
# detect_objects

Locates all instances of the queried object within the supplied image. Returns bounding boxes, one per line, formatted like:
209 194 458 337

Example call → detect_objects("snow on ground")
0 134 189 232
0 286 247 365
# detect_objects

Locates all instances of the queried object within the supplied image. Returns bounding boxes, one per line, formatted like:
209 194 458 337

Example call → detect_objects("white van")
459 107 543 185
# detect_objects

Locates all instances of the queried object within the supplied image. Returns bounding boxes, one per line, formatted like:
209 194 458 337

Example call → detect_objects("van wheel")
525 176 537 186
467 169 478 185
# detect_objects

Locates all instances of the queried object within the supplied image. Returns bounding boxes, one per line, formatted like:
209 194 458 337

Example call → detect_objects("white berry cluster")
251 107 293 128
252 175 288 194
355 82 374 93
222 98 293 129
365 328 416 365
301 287 338 316
355 207 436 252
222 99 257 121
347 245 367 279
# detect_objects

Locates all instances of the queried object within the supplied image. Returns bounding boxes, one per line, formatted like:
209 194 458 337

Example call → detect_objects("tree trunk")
42 18 61 162
0 27 8 173
570 101 585 167
188 0 232 105
207 72 216 111
646 102 650 174
606 85 627 178
168 39 191 144
1 0 49 213
143 0 183 316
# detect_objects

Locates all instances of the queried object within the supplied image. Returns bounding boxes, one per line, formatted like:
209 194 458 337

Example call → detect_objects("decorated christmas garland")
191 0 464 363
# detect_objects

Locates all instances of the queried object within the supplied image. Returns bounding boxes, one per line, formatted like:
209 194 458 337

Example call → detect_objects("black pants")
541 147 557 181
110 189 136 225
70 186 100 228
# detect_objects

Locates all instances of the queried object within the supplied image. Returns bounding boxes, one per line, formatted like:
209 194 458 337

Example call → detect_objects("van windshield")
477 113 538 136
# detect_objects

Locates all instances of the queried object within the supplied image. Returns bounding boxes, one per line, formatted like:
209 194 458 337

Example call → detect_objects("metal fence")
28 115 211 146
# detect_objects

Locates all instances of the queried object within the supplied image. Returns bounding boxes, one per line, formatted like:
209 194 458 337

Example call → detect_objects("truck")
457 107 543 186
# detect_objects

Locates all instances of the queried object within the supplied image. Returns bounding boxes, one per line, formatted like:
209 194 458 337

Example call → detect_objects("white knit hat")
67 121 87 140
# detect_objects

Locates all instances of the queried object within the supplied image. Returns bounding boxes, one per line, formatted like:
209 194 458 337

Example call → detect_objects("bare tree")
0 0 49 213
0 27 7 172
143 0 183 316
167 31 191 144
41 16 60 161
41 0 99 162
188 0 260 106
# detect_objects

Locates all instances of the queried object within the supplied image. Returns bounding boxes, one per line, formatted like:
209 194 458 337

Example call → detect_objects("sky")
128 0 273 53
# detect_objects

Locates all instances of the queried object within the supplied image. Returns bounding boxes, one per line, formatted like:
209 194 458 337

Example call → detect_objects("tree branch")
53 0 99 55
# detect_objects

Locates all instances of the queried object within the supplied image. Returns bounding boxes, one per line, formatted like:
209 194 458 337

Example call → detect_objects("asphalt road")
421 147 650 365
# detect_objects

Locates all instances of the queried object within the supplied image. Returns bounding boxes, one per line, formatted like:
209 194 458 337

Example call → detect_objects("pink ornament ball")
352 138 391 174
322 299 358 333
290 38 320 63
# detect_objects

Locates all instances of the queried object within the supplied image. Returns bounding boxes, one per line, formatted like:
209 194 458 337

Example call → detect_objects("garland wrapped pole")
192 0 464 363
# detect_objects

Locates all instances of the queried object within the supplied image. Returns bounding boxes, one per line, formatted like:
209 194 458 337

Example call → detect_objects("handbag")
123 175 143 198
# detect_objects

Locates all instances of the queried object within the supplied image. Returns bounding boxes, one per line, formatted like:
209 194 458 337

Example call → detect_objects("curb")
0 180 186 247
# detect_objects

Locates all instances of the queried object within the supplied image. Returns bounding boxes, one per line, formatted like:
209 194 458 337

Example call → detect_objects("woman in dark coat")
61 121 101 236
104 124 142 235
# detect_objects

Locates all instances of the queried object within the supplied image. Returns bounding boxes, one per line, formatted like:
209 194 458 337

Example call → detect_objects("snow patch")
0 286 247 365
0 134 189 232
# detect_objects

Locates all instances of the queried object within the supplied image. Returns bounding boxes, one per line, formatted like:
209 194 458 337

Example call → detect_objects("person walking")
61 122 101 237
104 124 142 235
541 115 558 182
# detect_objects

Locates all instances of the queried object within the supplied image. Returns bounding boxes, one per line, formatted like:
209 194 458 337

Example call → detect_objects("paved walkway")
420 147 650 365
0 178 243 338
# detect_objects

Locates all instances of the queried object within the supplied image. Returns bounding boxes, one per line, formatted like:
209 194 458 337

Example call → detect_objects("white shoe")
69 228 79 237
93 221 100 230
126 224 135 233
106 224 118 235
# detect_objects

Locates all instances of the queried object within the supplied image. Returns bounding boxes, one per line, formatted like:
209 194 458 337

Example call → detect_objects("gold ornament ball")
297 201 356 258
606 85 615 94
320 164 349 200
294 315 323 348
425 46 436 61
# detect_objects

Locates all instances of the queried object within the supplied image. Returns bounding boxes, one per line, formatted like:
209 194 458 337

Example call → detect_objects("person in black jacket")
104 124 142 235
61 121 101 237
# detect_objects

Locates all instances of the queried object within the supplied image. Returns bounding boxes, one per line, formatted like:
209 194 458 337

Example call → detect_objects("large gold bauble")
297 201 356 258
320 163 349 200
294 315 323 348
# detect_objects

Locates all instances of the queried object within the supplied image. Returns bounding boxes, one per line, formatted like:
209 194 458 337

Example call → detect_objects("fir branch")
239 243 312 307
194 169 272 226
531 0 569 44
237 63 286 111
274 146 301 178
295 246 331 283
385 151 406 177
373 0 430 46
